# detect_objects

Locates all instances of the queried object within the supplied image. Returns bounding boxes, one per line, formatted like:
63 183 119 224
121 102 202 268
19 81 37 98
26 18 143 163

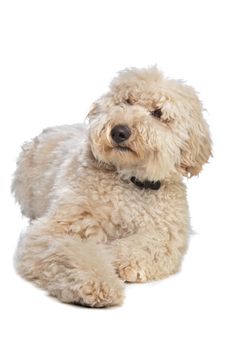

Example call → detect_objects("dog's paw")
117 261 147 283
78 279 124 307
50 277 124 308
110 245 149 282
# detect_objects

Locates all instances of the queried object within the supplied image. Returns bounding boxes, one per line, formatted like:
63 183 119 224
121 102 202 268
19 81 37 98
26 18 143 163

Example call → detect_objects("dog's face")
88 66 211 181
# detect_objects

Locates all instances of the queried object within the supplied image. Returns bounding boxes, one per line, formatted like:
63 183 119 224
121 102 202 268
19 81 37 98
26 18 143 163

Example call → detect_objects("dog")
12 66 212 307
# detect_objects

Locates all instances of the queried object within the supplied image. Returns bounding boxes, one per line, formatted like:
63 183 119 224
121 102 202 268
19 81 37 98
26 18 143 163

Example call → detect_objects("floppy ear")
178 114 212 177
86 93 113 121
86 103 99 120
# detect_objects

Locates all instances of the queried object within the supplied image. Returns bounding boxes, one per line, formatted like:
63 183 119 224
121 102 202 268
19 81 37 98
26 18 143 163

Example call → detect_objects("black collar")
130 176 161 190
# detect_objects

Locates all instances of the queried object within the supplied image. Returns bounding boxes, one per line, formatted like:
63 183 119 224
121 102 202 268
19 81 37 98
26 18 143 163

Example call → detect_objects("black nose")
111 124 131 144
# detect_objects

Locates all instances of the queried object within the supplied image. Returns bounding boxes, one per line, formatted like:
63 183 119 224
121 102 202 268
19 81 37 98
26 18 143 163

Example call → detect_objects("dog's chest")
88 178 163 239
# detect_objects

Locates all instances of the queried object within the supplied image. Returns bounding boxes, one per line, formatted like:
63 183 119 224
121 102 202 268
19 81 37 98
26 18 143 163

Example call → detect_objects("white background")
0 1 232 349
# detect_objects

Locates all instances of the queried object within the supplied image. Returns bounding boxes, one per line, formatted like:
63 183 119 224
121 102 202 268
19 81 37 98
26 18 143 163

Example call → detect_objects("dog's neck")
87 144 162 191
130 176 161 190
115 165 162 191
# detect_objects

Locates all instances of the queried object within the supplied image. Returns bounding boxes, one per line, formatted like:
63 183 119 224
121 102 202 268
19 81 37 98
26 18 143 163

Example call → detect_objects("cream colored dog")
12 66 211 307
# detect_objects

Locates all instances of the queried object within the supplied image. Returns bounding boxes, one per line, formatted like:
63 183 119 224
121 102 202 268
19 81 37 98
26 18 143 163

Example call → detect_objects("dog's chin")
92 145 139 168
107 146 142 168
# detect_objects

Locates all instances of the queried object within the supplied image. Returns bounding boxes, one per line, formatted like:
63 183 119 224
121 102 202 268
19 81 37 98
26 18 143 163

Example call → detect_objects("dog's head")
87 66 211 181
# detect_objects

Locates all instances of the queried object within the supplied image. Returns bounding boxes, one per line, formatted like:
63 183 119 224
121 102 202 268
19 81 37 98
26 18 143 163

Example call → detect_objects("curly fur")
12 66 212 307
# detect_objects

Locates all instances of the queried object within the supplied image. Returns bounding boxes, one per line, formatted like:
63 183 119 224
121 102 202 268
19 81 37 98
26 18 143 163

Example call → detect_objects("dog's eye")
151 109 162 118
125 98 133 105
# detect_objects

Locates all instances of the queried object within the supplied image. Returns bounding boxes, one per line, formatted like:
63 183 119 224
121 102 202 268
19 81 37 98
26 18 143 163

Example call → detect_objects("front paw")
116 261 147 283
78 279 124 307
49 277 124 308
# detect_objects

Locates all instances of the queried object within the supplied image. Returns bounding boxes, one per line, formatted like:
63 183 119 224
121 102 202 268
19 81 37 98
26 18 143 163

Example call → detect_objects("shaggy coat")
12 66 211 307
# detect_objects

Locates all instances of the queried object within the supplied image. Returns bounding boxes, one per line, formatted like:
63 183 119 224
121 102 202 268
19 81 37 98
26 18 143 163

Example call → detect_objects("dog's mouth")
114 145 132 152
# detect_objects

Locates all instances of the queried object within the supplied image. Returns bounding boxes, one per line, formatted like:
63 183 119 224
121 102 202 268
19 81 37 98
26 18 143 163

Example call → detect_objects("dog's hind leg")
11 124 87 220
15 218 124 307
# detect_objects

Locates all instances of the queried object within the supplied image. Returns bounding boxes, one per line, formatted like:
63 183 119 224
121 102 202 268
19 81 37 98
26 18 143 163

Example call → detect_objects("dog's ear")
86 94 113 121
86 103 99 120
179 122 212 177
177 91 212 177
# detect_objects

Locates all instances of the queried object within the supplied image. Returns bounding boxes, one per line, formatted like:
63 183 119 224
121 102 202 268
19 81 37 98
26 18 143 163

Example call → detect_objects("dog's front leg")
110 230 188 283
15 213 124 307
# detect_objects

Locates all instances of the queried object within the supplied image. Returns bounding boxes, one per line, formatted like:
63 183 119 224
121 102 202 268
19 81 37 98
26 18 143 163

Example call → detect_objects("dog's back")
12 123 87 219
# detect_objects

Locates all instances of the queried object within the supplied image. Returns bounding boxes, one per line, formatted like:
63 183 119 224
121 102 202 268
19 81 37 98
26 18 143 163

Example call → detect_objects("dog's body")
12 66 211 307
